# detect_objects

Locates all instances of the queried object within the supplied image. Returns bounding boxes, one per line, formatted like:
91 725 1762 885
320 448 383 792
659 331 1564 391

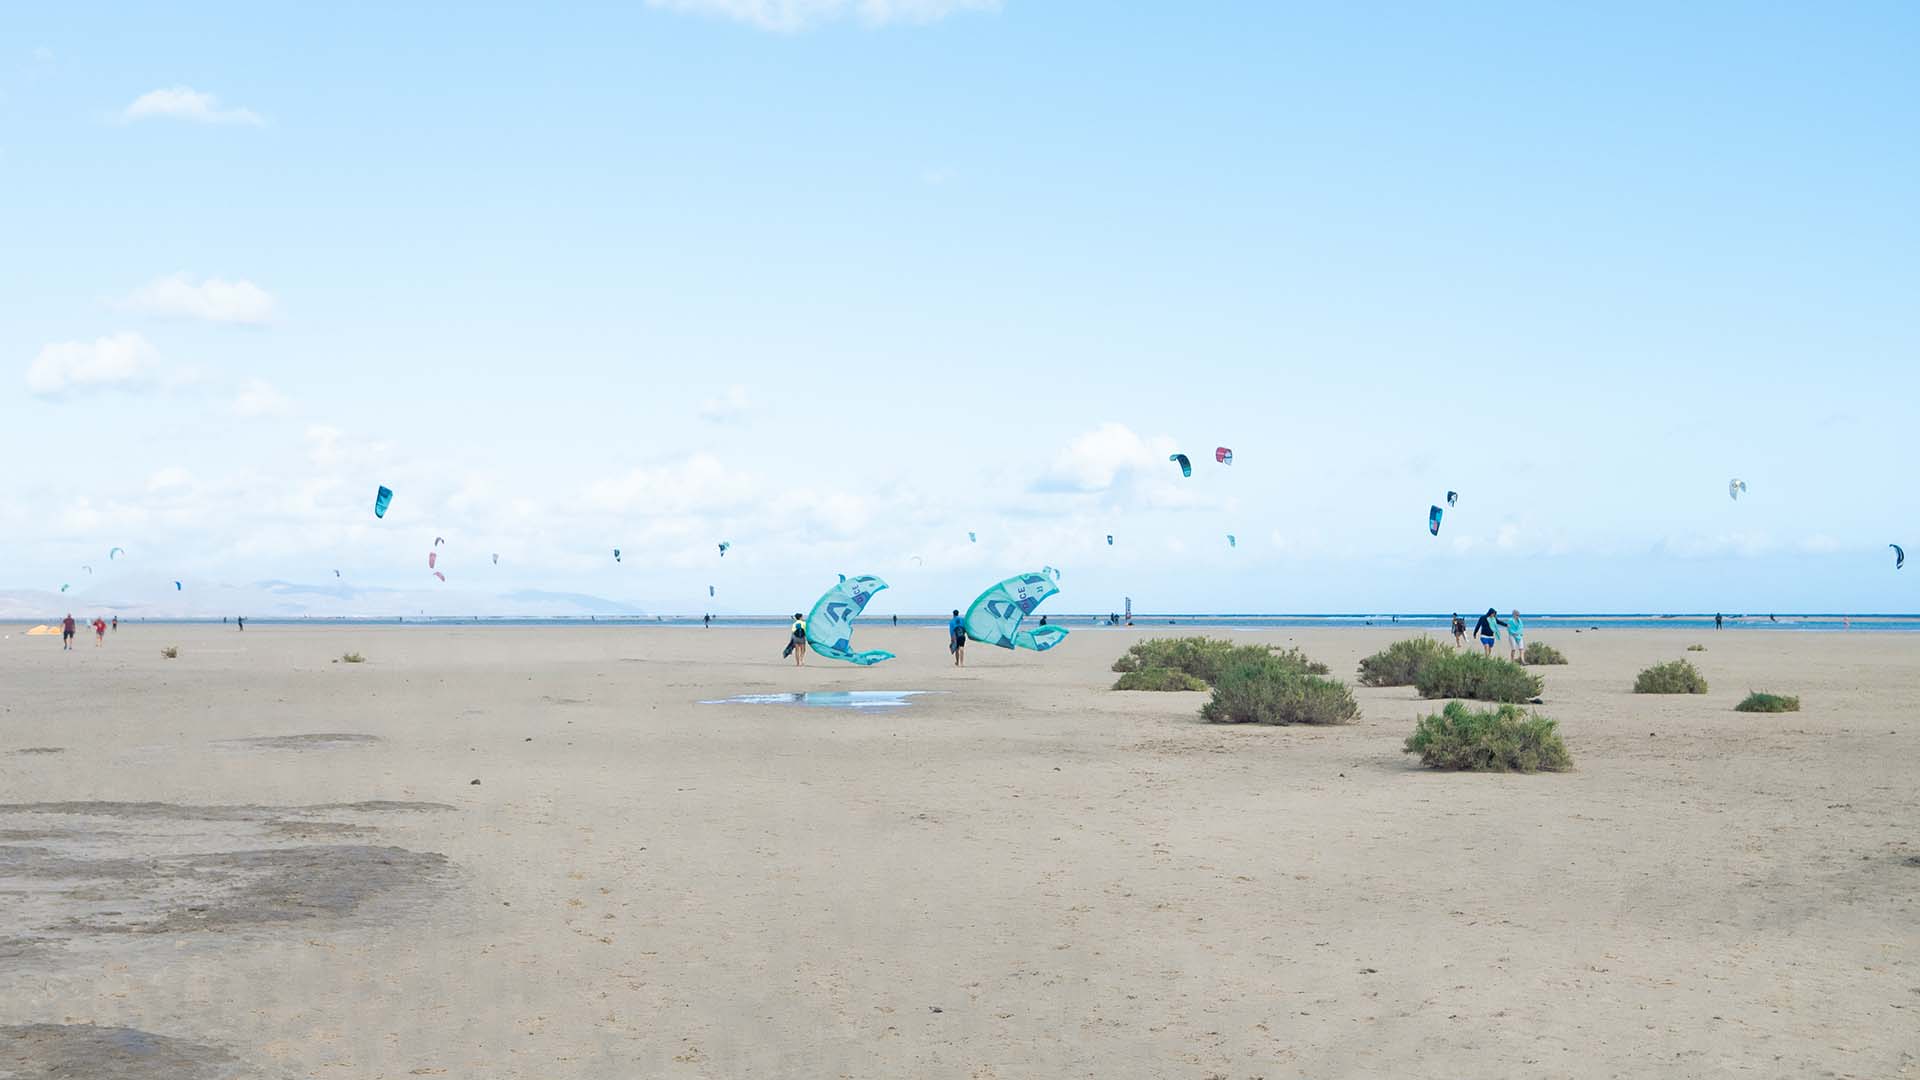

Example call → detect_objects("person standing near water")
948 609 967 667
236 616 245 632
784 613 807 666
1502 610 1525 661
61 613 76 650
1715 613 1724 630
1450 613 1466 648
1472 609 1499 656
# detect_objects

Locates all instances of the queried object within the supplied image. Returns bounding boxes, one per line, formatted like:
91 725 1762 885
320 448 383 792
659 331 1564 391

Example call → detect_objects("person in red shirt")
93 617 107 646
61 614 76 650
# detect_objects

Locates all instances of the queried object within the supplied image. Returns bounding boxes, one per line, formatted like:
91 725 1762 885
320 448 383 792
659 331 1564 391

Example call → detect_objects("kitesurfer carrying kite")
948 609 967 667
784 613 808 666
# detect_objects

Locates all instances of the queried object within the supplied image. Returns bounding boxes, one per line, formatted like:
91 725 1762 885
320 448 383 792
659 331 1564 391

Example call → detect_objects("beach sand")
2 624 1915 1078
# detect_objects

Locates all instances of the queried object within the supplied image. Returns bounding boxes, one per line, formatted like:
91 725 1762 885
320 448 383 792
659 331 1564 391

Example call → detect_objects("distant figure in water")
1769 614 1778 623
1715 613 1724 630
703 614 711 629
948 609 967 667
236 616 245 632
892 614 898 627
1450 613 1466 648
784 613 807 666
1473 609 1499 656
1038 614 1047 627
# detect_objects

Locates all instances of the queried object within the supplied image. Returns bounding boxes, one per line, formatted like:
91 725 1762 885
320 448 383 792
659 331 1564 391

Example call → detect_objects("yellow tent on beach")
24 625 58 636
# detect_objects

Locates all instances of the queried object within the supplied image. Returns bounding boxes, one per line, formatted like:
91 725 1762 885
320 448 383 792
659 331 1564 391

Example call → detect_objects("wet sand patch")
10 746 65 755
0 1023 255 1080
213 733 384 751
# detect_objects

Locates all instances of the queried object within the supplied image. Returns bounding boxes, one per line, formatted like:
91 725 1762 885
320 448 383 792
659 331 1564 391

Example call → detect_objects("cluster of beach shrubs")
1521 642 1567 666
1356 637 1449 687
160 646 179 659
1404 701 1572 773
1414 652 1543 703
1111 637 1327 691
1634 659 1708 694
340 652 367 664
1735 691 1800 713
1686 644 1707 652
1199 652 1360 726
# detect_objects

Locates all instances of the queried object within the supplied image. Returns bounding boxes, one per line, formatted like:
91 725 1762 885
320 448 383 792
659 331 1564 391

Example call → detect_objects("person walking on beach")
1450 613 1467 648
1502 609 1525 661
784 613 808 666
236 616 245 632
948 609 967 667
61 613 76 650
1472 609 1499 656
92 617 107 646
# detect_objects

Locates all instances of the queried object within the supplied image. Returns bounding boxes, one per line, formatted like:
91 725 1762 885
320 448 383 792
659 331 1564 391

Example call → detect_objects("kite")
333 570 341 577
1106 535 1114 546
173 581 182 590
82 566 92 574
433 571 445 582
613 549 622 562
1169 454 1191 478
60 584 69 593
1428 505 1443 536
1215 447 1232 465
804 574 895 666
1895 544 1907 570
427 552 438 569
1729 479 1747 500
1446 491 1458 507
109 547 125 560
433 537 444 547
373 486 393 518
492 553 499 565
968 532 977 543
963 569 1069 652
1227 534 1236 548
709 585 716 597
718 542 731 557
911 555 925 566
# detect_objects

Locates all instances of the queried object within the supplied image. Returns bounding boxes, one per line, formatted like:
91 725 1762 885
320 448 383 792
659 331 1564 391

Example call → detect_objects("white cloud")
147 467 193 492
698 384 754 423
1034 422 1175 493
588 454 759 515
122 86 263 126
231 378 290 417
645 0 998 32
26 332 161 397
126 273 276 324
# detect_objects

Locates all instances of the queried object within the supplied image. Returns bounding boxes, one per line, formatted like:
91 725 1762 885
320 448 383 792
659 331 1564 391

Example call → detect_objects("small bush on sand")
1522 641 1567 666
341 652 366 664
1357 636 1449 687
1404 701 1572 773
160 646 178 659
1200 655 1359 726
1686 644 1706 652
1735 691 1800 713
1112 667 1207 692
1634 659 1708 694
1415 652 1543 703
1112 637 1326 687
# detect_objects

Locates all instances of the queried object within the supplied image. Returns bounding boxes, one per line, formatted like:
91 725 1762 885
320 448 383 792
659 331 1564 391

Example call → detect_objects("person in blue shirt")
947 608 967 667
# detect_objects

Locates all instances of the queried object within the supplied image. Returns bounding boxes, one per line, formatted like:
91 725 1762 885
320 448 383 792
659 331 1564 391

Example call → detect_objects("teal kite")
718 542 731 557
374 486 393 518
1169 454 1191 478
109 547 125 559
963 569 1068 652
805 574 894 666
1227 534 1236 548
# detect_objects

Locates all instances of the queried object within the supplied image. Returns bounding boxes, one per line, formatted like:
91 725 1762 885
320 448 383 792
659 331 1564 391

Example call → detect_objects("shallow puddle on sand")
699 691 937 710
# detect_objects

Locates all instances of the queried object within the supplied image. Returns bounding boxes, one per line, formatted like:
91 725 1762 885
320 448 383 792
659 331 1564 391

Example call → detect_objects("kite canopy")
805 574 895 666
1106 535 1114 546
433 571 445 582
1895 544 1907 570
718 542 731 557
1428 505 1443 536
1215 447 1233 465
1169 454 1192 478
173 581 182 590
427 552 437 569
613 548 622 562
968 532 977 543
1446 491 1458 507
1728 479 1747 500
373 486 393 518
433 537 444 547
963 569 1068 652
109 547 125 559
60 584 69 593
1227 534 1236 548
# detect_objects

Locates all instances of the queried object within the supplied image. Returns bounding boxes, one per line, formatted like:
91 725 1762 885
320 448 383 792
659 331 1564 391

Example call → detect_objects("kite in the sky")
718 542 731 557
173 581 182 590
1227 534 1236 548
613 549 622 563
1215 447 1232 465
60 584 69 593
963 569 1068 652
433 571 445 582
433 537 445 547
1106 535 1114 546
968 532 977 543
1428 505 1443 536
911 555 924 566
1446 491 1458 507
374 486 393 518
804 574 895 666
1729 479 1747 500
82 566 92 574
427 552 438 569
1170 454 1192 478
492 553 499 565
333 570 341 577
709 585 716 597
1895 544 1907 570
109 547 125 559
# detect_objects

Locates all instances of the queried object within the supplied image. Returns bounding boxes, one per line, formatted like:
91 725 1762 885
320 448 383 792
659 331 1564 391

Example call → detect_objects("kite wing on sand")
964 569 1068 652
804 574 894 666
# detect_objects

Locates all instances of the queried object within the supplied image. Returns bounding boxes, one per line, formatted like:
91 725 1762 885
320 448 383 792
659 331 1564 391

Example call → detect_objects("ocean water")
92 613 1920 632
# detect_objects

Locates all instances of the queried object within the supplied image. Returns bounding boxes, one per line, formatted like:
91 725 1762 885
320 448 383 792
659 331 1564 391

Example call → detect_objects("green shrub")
1522 641 1567 665
1112 637 1325 686
1686 644 1706 652
341 652 366 664
1634 659 1708 694
160 645 178 659
1199 655 1359 726
1112 667 1207 692
1357 636 1449 686
1414 651 1543 703
1735 691 1799 713
1403 701 1572 773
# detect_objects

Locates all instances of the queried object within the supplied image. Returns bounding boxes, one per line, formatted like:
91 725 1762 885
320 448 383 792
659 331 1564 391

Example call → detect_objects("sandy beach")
2 623 1915 1078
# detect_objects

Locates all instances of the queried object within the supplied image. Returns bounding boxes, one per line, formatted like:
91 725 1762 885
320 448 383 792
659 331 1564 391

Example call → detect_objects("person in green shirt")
1501 610 1525 661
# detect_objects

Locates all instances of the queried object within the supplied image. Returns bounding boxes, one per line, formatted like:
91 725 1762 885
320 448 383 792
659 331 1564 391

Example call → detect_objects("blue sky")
4 1 1916 616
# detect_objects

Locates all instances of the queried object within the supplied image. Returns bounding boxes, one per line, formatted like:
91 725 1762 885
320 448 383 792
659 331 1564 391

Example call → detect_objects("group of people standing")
57 613 114 649
1452 609 1524 660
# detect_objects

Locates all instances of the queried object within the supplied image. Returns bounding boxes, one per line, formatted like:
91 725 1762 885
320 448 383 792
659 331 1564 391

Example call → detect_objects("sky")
4 1 1917 617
